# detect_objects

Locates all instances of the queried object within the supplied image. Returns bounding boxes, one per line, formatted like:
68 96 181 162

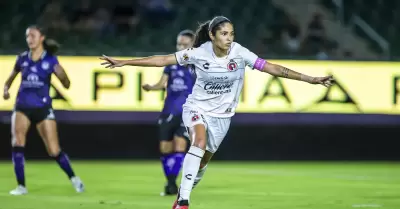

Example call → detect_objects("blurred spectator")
281 16 301 54
38 1 70 32
343 50 354 59
70 0 114 35
78 8 113 35
252 25 270 55
316 45 329 60
113 0 141 33
70 0 94 25
388 24 396 43
306 12 326 46
140 0 175 27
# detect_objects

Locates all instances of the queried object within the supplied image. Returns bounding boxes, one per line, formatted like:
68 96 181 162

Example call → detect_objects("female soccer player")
142 30 195 196
100 16 333 209
3 25 84 195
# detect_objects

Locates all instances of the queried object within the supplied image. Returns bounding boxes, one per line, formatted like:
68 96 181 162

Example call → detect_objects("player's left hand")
3 89 10 100
310 75 334 87
142 84 152 91
100 55 125 69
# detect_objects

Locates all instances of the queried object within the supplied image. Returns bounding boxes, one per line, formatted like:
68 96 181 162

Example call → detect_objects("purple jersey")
161 64 195 115
14 51 59 108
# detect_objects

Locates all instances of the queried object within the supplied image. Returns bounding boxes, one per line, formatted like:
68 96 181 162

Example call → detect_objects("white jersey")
175 41 262 118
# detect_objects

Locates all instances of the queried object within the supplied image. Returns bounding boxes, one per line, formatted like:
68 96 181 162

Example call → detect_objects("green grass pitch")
0 161 399 209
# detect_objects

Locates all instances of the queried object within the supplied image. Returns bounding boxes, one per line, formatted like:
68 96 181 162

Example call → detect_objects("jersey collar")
28 50 47 60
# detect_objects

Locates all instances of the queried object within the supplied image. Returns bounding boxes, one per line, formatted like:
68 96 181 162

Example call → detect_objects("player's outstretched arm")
3 69 20 100
142 74 169 91
260 62 334 87
54 65 71 89
100 54 177 69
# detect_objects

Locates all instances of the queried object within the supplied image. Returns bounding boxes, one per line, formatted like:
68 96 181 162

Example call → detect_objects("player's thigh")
173 135 188 152
204 116 231 154
35 108 60 156
11 110 31 146
182 107 207 149
173 120 190 152
158 114 176 153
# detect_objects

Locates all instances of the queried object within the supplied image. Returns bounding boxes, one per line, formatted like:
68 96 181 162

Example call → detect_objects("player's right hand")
3 90 10 100
142 84 152 91
100 55 125 69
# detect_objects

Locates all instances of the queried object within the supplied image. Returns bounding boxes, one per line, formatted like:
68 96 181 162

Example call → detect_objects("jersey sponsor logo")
27 73 39 82
227 59 238 71
210 76 228 81
204 82 234 95
22 73 44 88
170 78 188 91
203 62 210 70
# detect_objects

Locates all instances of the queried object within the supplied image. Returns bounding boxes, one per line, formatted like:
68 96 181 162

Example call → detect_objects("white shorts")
182 106 231 153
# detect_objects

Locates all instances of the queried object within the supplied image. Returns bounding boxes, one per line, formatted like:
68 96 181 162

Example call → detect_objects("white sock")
179 146 205 201
193 164 208 189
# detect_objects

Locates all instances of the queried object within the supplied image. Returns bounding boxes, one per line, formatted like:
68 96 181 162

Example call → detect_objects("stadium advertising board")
1 56 400 124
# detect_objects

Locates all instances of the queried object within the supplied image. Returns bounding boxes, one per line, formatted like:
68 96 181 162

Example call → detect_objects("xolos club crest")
227 59 238 71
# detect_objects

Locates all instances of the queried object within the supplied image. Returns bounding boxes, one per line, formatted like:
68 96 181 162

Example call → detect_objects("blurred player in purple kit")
2 25 84 195
142 30 195 196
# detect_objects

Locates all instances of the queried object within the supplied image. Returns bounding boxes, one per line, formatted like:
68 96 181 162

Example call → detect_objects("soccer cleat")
175 200 189 209
175 205 189 209
71 176 85 193
161 182 178 196
9 185 28 196
172 200 178 209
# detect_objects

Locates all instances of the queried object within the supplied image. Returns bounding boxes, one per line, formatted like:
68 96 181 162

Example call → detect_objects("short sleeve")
49 56 60 73
51 56 60 66
163 65 171 75
241 47 266 70
175 48 198 66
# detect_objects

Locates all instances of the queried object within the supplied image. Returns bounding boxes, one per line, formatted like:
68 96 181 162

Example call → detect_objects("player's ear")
209 31 215 41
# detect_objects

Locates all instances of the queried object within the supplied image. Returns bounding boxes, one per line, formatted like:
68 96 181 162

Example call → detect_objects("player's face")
26 28 44 50
176 35 193 51
211 23 234 51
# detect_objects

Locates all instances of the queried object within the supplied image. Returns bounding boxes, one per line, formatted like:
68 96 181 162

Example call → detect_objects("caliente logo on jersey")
204 82 234 95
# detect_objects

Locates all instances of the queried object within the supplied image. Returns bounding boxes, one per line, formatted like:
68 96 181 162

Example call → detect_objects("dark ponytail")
28 25 60 55
194 16 232 48
43 39 60 55
194 20 211 47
